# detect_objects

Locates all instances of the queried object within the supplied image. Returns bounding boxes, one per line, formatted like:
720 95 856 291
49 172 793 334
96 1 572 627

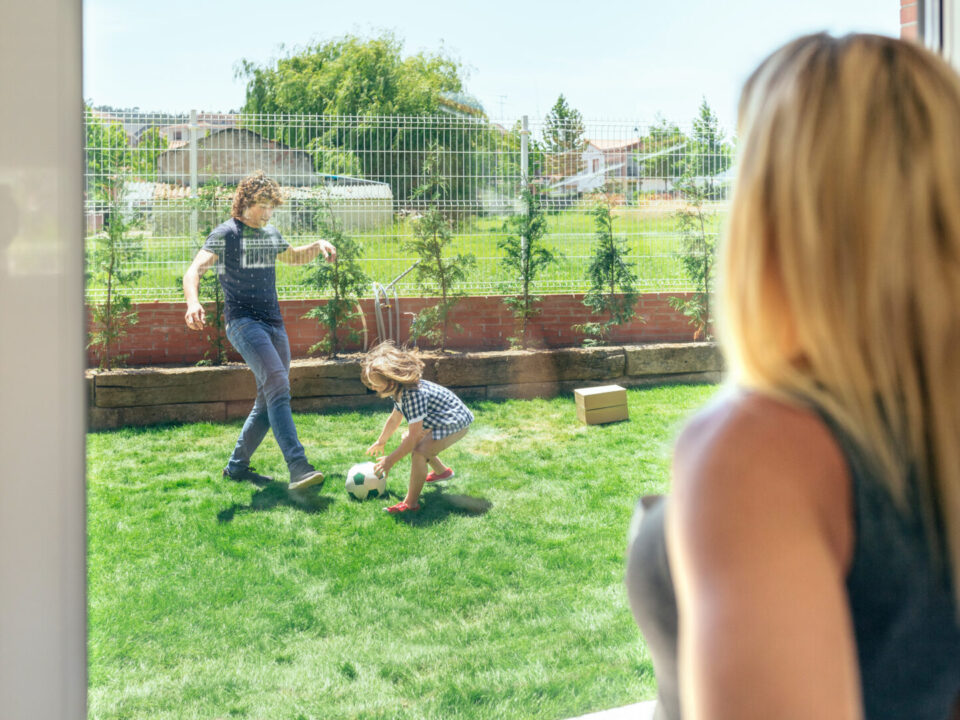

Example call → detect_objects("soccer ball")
345 462 386 501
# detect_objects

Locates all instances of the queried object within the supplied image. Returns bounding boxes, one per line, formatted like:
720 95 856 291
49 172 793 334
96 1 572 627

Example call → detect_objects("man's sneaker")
289 468 325 492
223 466 272 484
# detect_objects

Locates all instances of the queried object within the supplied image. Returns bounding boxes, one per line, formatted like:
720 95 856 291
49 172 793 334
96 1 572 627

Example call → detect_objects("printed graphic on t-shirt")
239 227 286 268
202 225 286 271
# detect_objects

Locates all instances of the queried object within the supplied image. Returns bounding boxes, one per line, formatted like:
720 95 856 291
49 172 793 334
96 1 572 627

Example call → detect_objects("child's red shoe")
425 468 454 483
385 501 421 514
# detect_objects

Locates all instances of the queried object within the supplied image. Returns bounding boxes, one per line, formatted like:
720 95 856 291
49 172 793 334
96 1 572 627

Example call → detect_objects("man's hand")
185 302 206 330
183 249 217 327
315 239 337 262
366 441 385 457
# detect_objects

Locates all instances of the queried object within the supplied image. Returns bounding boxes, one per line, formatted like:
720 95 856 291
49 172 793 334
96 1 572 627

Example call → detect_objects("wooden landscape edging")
86 342 724 431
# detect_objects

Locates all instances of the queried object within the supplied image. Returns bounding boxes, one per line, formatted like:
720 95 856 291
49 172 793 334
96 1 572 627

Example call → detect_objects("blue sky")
83 0 899 128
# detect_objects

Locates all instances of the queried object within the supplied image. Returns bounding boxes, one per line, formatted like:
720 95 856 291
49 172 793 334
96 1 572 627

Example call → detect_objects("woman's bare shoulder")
675 389 846 487
667 389 860 719
671 388 853 567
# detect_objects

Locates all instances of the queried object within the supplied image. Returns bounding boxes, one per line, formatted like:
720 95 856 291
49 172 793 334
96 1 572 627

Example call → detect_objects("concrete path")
565 700 656 720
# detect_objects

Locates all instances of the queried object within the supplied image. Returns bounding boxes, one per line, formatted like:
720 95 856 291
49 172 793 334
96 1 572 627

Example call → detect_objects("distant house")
583 137 645 178
546 137 692 197
156 122 209 149
153 113 237 149
140 127 394 233
86 110 233 149
86 109 144 146
156 128 317 186
87 108 124 125
545 137 643 196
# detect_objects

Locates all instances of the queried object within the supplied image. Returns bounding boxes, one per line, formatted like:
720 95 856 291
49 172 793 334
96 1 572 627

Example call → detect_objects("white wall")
0 2 87 718
940 0 960 67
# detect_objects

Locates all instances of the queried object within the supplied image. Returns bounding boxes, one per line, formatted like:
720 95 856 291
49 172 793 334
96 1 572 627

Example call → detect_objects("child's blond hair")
361 342 424 398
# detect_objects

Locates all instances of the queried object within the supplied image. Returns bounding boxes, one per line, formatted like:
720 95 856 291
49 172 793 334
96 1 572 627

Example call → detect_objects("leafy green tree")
483 120 547 198
543 94 586 178
301 199 369 357
685 98 734 199
85 112 168 202
177 179 229 365
405 144 475 351
637 115 688 194
237 33 476 204
499 187 556 347
574 201 641 346
239 32 462 118
87 178 143 370
134 126 168 180
85 112 132 202
305 141 363 177
407 305 444 349
669 173 718 340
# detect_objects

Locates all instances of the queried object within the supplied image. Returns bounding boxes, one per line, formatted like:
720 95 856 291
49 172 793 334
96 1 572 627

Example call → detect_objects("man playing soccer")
183 171 336 491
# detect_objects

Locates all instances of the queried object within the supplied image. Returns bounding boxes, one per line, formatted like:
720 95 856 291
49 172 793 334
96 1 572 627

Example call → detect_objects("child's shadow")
389 487 492 527
217 481 333 523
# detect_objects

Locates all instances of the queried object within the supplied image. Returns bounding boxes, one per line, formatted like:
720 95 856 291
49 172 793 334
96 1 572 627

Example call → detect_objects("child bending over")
361 342 473 514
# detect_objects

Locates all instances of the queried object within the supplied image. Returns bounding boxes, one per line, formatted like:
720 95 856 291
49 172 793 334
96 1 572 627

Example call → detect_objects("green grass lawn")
85 207 726 301
87 384 717 720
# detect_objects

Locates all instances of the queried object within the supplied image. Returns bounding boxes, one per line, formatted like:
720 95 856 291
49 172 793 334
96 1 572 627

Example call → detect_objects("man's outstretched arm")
278 239 337 265
183 249 218 330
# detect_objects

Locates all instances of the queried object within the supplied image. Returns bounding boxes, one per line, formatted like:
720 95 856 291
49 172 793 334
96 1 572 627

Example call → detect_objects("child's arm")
375 420 426 476
366 408 403 457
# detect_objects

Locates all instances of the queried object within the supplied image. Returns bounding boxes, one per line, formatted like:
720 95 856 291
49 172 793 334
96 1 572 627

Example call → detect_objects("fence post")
189 108 198 237
520 115 530 256
520 114 529 186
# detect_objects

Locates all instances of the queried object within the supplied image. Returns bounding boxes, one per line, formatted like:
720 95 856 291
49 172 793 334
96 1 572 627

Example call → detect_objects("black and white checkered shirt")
394 380 474 440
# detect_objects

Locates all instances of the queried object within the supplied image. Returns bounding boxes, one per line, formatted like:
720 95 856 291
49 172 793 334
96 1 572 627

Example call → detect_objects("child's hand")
374 457 391 478
366 441 385 457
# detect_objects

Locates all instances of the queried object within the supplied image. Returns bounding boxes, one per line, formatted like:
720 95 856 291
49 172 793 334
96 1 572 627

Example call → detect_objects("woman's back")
830 409 960 719
628 393 960 719
635 31 960 718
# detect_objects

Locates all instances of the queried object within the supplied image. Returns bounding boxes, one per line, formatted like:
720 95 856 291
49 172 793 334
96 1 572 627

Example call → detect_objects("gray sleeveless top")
626 413 960 720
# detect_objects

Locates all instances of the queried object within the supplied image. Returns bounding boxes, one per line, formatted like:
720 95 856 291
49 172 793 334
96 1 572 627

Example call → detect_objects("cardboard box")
574 384 628 425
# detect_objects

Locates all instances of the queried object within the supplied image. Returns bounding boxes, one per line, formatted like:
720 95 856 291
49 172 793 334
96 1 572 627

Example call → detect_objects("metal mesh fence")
84 109 732 301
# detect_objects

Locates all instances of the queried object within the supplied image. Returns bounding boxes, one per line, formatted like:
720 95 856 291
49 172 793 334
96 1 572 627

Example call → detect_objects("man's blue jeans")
224 317 311 478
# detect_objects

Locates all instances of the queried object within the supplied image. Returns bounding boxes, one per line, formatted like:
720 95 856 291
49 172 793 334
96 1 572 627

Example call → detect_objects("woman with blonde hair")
627 33 960 719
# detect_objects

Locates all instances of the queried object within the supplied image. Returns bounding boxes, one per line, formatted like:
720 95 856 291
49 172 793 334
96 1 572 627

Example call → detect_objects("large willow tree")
236 33 489 206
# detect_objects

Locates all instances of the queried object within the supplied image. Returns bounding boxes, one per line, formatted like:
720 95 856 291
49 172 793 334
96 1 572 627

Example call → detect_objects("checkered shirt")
394 380 474 440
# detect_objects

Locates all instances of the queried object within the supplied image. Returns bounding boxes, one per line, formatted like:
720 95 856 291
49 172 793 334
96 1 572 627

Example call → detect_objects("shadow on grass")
217 481 334 523
388 486 492 527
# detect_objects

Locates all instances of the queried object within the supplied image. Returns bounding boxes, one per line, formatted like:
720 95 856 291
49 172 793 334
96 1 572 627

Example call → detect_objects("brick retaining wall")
87 292 698 367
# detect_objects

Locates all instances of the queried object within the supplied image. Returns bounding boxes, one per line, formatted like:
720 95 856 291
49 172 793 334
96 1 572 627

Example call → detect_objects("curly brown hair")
361 342 425 398
231 170 284 219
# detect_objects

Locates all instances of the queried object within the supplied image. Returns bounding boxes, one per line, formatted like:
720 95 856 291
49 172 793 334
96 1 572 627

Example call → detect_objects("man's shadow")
217 481 333 523
386 486 493 527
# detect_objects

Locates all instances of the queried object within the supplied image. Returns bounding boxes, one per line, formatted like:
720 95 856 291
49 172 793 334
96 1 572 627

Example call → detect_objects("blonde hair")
361 342 424 398
231 170 283 219
722 33 960 605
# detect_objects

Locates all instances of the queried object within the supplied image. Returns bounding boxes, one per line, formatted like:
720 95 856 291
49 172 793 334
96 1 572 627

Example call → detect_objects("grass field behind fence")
87 384 716 720
85 206 727 301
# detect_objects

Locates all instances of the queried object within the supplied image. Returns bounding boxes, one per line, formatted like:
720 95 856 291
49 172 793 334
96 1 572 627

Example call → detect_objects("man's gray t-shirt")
202 218 290 326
